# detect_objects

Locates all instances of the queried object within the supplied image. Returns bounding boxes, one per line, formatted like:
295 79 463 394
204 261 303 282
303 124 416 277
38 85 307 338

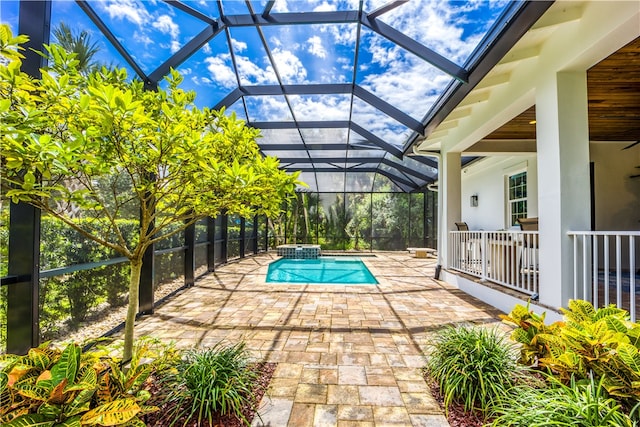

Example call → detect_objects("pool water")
266 257 378 285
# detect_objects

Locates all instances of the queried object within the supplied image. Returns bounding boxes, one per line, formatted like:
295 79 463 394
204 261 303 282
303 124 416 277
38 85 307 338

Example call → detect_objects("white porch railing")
568 231 639 322
449 231 539 297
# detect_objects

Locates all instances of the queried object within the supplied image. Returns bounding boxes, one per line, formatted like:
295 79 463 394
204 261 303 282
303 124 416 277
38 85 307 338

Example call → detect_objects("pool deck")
131 251 505 426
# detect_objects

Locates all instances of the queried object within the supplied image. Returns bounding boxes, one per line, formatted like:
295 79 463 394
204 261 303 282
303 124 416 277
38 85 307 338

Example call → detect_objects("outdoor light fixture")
470 194 479 207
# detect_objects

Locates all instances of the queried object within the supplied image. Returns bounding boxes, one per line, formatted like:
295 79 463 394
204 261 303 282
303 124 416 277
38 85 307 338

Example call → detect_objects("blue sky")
1 0 510 191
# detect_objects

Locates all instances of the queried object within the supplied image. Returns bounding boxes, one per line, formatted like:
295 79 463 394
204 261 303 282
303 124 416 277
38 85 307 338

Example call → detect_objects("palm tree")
52 22 100 74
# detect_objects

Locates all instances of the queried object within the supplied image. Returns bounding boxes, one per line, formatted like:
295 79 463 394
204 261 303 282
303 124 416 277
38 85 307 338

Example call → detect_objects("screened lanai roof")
2 0 552 192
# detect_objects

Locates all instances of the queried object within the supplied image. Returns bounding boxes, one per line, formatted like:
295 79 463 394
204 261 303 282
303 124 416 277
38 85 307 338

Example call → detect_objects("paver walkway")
132 252 504 426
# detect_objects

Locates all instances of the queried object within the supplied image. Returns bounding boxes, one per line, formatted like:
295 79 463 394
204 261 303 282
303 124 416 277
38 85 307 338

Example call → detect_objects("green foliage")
503 300 640 406
0 339 176 426
425 325 521 415
0 27 299 360
489 374 635 427
500 302 562 366
167 342 259 426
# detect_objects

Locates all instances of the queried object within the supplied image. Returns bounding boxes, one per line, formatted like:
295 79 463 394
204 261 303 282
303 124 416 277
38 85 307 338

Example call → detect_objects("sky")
1 0 511 192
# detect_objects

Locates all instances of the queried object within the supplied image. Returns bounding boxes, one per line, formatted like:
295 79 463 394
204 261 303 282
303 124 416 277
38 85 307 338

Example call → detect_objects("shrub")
424 325 521 415
490 374 635 426
501 300 640 407
167 342 259 426
0 338 177 426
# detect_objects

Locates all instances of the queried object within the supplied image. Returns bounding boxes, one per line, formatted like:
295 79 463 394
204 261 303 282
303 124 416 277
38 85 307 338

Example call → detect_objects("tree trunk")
123 258 142 362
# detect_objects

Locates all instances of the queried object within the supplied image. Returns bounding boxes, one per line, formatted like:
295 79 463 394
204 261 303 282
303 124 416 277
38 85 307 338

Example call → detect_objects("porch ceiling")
485 37 640 143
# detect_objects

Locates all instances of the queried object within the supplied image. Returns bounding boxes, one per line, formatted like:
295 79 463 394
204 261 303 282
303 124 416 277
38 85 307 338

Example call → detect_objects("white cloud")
269 35 282 49
313 1 337 12
101 0 150 26
170 40 181 54
202 44 212 54
270 49 307 83
307 36 327 59
325 23 358 46
133 31 153 46
204 56 237 88
289 95 351 121
248 97 291 121
235 56 278 85
231 38 248 53
271 0 290 13
153 15 179 39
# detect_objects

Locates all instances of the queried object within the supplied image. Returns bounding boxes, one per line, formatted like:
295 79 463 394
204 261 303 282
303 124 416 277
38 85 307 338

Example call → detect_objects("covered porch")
414 1 640 321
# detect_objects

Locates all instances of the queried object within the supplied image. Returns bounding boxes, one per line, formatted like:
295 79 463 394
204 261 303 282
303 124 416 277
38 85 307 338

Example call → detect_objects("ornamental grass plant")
489 374 636 427
166 341 259 427
424 325 523 415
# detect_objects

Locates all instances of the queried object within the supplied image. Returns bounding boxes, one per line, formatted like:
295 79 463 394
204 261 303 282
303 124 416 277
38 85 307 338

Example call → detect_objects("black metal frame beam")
250 120 403 158
164 0 217 25
276 157 433 182
261 143 379 151
288 167 420 189
404 1 554 155
214 84 423 134
223 11 361 26
75 1 151 87
368 1 409 19
361 14 468 83
7 0 51 355
148 24 222 83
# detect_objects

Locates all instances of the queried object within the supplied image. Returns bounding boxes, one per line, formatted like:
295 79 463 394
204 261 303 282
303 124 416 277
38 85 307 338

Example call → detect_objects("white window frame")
503 162 528 229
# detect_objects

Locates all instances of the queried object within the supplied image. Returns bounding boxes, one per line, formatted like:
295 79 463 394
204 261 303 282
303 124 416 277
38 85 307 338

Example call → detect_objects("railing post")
481 232 487 280
221 213 228 262
184 220 195 286
7 0 51 354
629 236 635 322
207 217 215 272
629 236 636 322
252 214 259 254
239 217 246 258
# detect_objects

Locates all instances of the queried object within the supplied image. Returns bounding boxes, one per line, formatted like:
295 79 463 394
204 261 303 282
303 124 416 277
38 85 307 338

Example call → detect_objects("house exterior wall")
461 155 538 231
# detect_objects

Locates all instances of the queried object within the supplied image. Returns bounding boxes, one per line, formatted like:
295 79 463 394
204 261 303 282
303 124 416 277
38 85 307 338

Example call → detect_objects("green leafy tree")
0 26 299 360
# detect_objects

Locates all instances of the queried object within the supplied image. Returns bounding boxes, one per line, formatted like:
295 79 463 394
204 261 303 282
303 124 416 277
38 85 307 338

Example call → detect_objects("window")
508 171 527 227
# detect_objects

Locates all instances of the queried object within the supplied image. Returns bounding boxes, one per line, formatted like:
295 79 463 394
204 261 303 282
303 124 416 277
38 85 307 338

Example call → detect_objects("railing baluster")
481 232 487 280
604 235 609 306
616 235 622 308
573 235 579 300
583 234 589 301
630 235 635 322
592 235 598 308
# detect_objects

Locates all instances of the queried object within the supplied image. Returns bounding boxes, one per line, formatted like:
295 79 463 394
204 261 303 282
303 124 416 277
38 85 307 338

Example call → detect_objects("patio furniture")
455 222 469 231
455 222 482 274
516 218 539 284
517 217 538 231
407 247 437 258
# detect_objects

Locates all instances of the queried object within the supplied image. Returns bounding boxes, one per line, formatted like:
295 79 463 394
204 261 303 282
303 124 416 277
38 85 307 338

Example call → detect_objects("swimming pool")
266 257 378 285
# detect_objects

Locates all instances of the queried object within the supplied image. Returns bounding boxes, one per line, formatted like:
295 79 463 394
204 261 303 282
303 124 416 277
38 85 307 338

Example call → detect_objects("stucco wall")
460 155 538 231
459 144 640 233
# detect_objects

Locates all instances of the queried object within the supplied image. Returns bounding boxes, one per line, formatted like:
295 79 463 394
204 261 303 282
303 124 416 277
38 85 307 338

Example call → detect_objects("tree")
52 22 101 75
0 26 300 360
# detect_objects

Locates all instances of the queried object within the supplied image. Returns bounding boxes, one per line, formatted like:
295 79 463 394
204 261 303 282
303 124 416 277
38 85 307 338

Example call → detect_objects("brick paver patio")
131 252 504 426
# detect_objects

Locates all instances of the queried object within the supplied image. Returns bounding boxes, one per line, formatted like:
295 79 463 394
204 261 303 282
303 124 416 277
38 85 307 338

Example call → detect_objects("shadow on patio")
127 252 505 427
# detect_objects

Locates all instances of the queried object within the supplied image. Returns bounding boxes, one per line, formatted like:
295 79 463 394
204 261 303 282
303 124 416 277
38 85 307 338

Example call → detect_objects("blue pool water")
266 257 378 285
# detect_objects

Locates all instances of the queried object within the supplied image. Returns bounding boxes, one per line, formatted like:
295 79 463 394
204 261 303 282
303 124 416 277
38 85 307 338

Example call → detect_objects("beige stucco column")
439 151 462 269
536 71 591 309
